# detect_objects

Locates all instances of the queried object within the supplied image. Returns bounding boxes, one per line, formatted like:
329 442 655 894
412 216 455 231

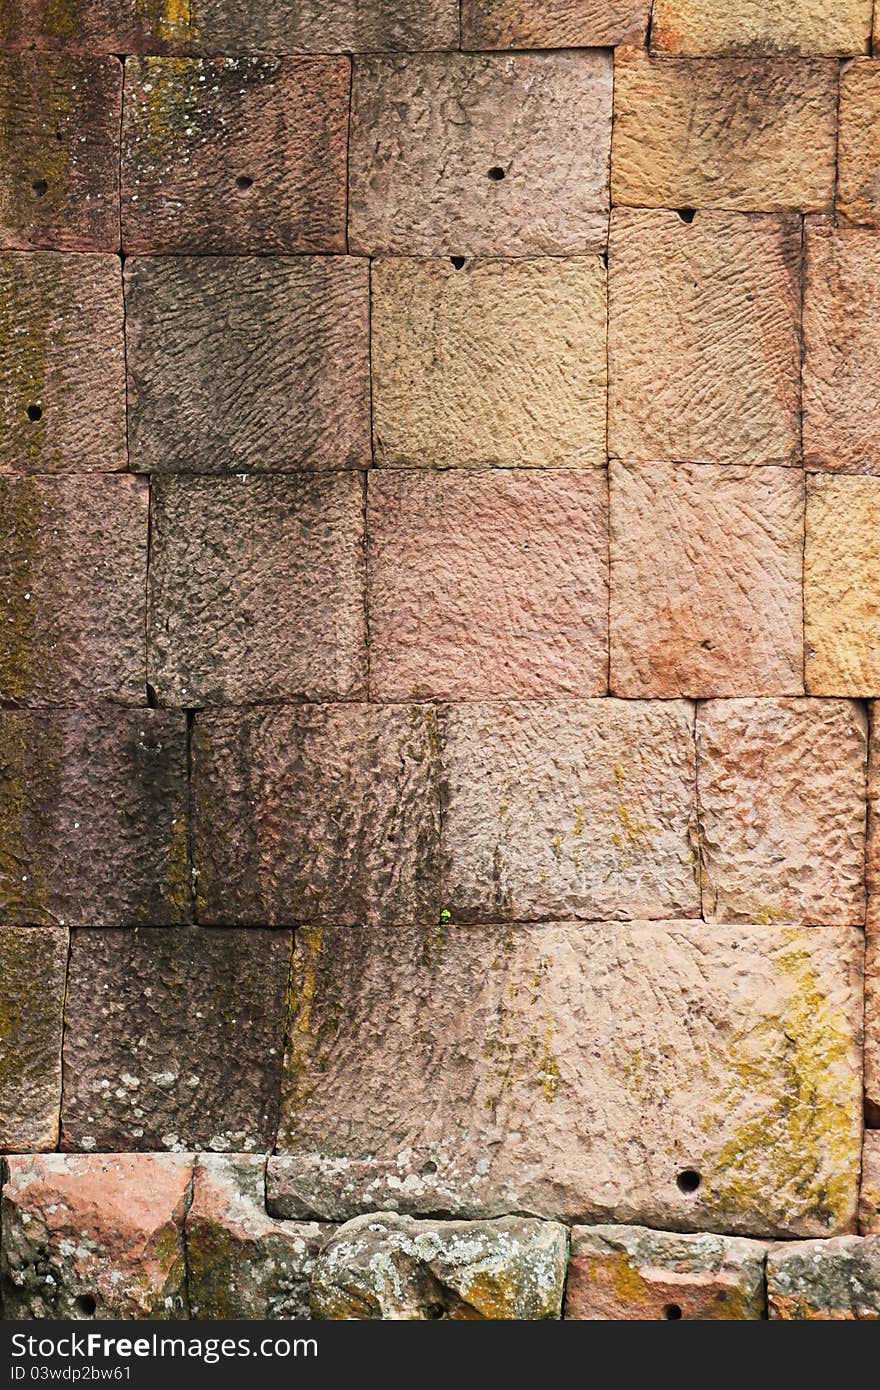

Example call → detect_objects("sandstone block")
461 0 649 47
0 1 198 52
610 462 803 698
768 1237 880 1318
441 700 699 923
860 1134 880 1234
311 1213 567 1320
1 1153 191 1319
861 715 880 1120
564 1225 766 1320
272 920 862 1237
371 257 607 469
193 704 441 926
805 475 880 694
0 926 66 1151
837 61 880 227
697 698 867 926
608 209 801 466
147 474 365 706
368 470 608 700
122 56 348 254
349 53 612 257
651 0 871 56
0 708 189 926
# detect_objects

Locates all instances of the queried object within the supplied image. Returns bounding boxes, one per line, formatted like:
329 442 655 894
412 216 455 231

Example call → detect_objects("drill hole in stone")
26 403 42 423
235 175 254 194
664 1304 683 1320
31 179 48 198
450 256 466 270
425 1303 446 1319
487 166 506 181
75 1294 97 1317
675 207 696 224
676 1168 701 1194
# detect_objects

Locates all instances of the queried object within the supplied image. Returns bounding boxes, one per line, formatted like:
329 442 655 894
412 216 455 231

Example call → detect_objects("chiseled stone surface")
368 469 609 700
147 474 366 706
349 52 611 257
564 1225 767 1320
610 461 803 698
608 209 801 466
0 708 190 927
0 475 148 706
0 252 126 474
0 0 199 52
0 926 67 1152
122 56 349 254
461 0 649 47
651 0 872 56
1 1153 191 1320
768 1237 880 1319
612 49 836 212
864 715 880 1122
272 920 862 1237
311 1213 567 1320
837 61 880 227
805 475 880 695
859 1134 880 1234
193 704 441 926
61 928 290 1153
697 698 867 926
126 256 370 473
440 700 699 923
371 257 606 469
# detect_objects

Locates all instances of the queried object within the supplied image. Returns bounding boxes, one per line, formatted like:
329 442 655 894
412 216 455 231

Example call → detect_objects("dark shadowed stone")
0 926 67 1150
768 1236 880 1318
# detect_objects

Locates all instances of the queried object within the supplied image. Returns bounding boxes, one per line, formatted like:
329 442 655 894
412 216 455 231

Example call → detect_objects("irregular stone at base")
0 926 67 1151
768 1236 880 1318
859 1134 880 1234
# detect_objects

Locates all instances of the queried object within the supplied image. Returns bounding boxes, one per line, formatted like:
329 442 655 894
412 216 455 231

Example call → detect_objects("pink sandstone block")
805 474 880 694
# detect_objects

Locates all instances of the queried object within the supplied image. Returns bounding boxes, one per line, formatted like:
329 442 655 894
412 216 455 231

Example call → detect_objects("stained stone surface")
768 1237 880 1319
859 1134 880 1235
805 474 880 695
461 0 650 47
651 0 872 56
837 61 880 227
0 926 67 1152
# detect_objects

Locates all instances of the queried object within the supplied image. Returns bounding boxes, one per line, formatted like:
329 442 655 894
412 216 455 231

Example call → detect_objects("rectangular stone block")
651 0 872 56
349 53 612 257
272 919 862 1238
61 928 291 1153
0 475 148 705
440 700 699 923
147 474 366 706
697 698 867 926
0 708 190 926
122 56 348 254
805 475 880 695
859 1134 880 1233
126 256 370 473
837 61 880 227
0 926 66 1151
612 49 837 213
371 257 607 469
0 1 198 52
608 209 801 466
461 0 649 47
193 704 441 927
610 462 803 698
0 53 120 250
768 1237 880 1318
368 470 609 700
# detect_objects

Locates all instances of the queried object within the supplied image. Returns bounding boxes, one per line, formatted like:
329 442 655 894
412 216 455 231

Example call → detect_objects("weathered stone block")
147 474 365 706
0 708 190 926
608 209 801 466
837 61 880 227
865 716 880 1121
122 56 348 253
312 1213 567 1320
193 704 441 926
859 1134 880 1234
805 475 880 694
371 257 606 469
461 0 649 47
651 0 871 56
564 1225 766 1320
0 475 147 705
0 926 66 1151
612 49 836 212
272 920 862 1237
610 462 803 698
61 928 290 1153
768 1237 880 1318
126 257 370 474
441 700 699 923
368 470 608 700
0 53 120 250
0 1 198 52
1 1153 191 1319
697 698 867 926
349 53 612 257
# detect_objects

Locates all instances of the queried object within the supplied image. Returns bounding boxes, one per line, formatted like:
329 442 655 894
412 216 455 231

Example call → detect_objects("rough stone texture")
1 1153 191 1319
371 257 607 469
121 56 349 254
805 476 880 695
612 49 837 213
564 1225 767 1320
803 222 880 472
349 53 612 257
440 700 699 923
0 0 199 52
696 699 867 926
609 209 801 467
461 0 649 47
768 1237 880 1319
0 475 148 706
0 926 67 1152
837 61 880 227
193 704 441 927
0 708 190 927
651 0 872 56
126 256 370 474
0 52 120 251
864 714 880 1121
61 928 290 1153
147 475 365 707
368 470 609 700
272 920 862 1237
859 1134 880 1234
0 252 126 474
610 462 803 699
311 1213 567 1320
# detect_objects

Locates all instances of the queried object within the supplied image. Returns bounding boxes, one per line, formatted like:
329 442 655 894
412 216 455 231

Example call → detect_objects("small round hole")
26 403 42 423
425 1303 445 1319
664 1304 683 1320
235 175 253 193
675 207 696 224
487 166 506 181
676 1168 701 1194
31 179 48 198
74 1294 96 1317
450 256 466 270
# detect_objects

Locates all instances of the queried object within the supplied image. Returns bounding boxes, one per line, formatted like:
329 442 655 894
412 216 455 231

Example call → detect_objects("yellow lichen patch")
134 0 197 45
128 56 204 160
0 479 42 701
282 925 323 1114
0 717 54 922
0 57 74 240
610 759 653 857
163 809 190 920
0 263 53 470
454 1266 521 1320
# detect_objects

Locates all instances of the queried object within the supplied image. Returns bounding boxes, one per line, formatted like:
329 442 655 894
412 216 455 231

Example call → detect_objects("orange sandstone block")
860 1135 880 1232
461 0 649 48
651 0 871 57
805 476 880 695
838 60 880 227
